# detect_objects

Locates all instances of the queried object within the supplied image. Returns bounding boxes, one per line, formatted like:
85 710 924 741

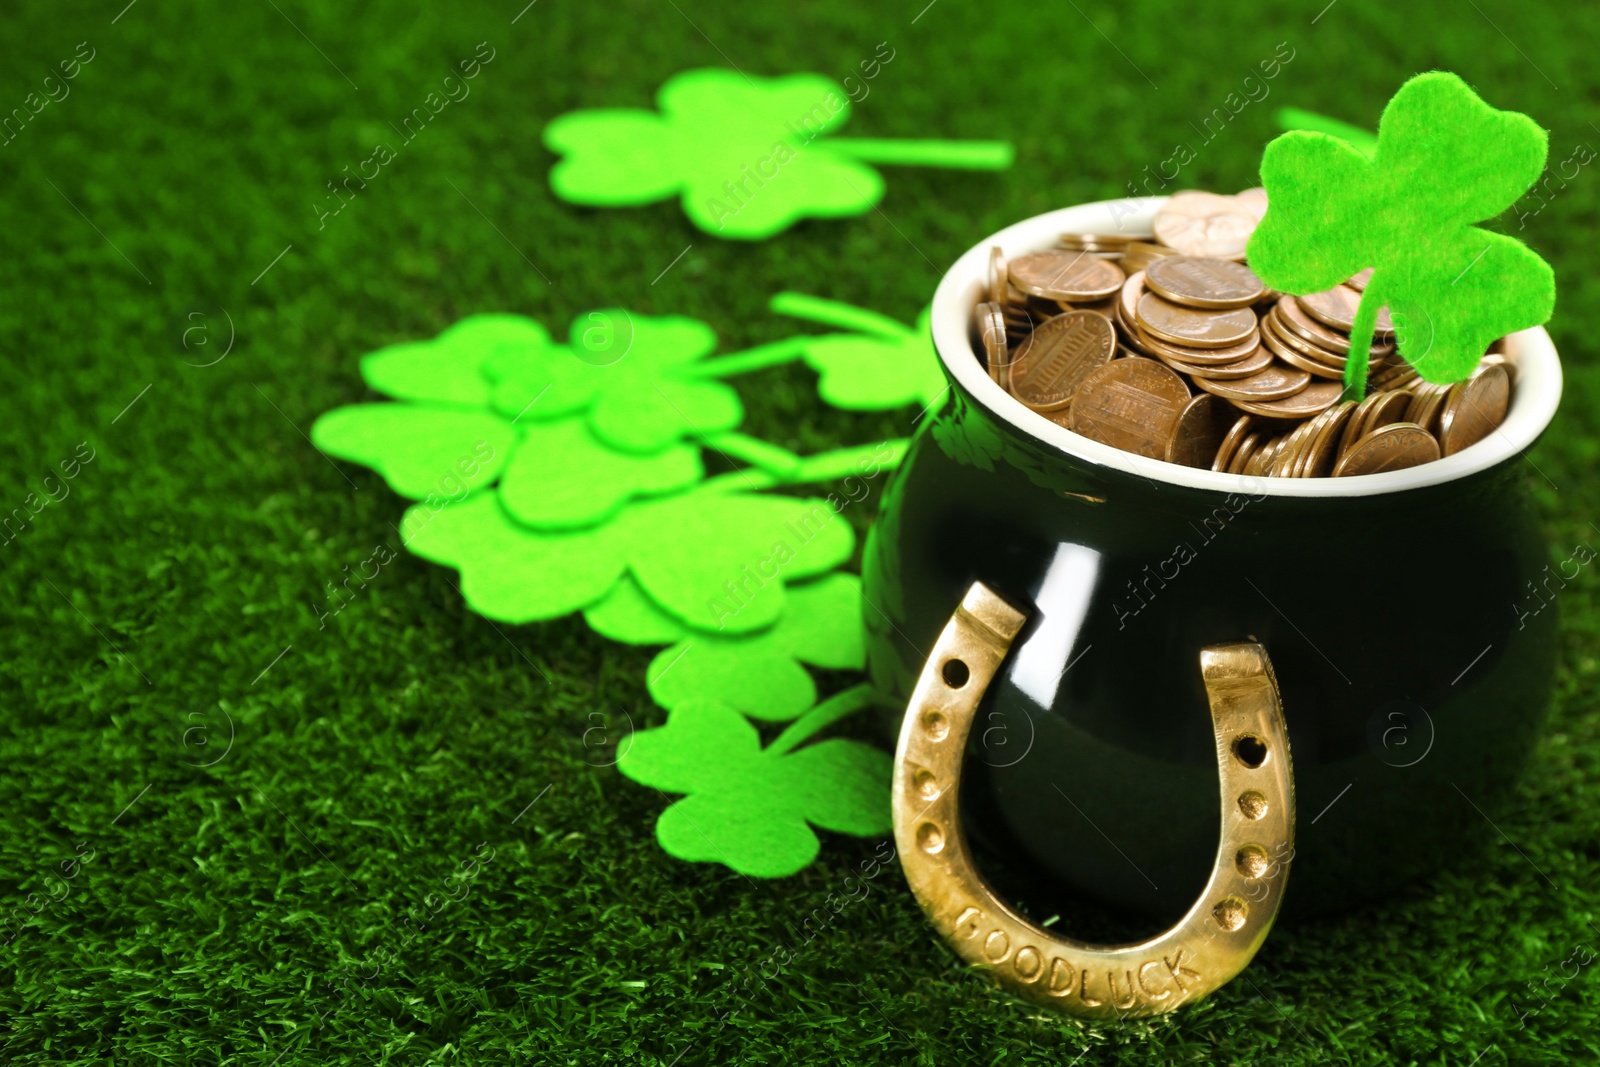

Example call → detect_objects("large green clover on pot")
1248 71 1555 398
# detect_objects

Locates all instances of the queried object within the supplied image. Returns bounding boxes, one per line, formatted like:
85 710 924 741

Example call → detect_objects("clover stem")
1273 108 1378 159
767 683 878 756
699 431 803 478
769 291 910 341
678 337 810 380
1341 278 1385 403
827 138 1016 171
698 438 910 494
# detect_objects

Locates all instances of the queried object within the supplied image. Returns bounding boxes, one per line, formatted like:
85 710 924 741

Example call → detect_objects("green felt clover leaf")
311 405 515 499
544 68 1013 240
484 310 743 453
399 493 629 623
1249 71 1555 397
360 315 556 407
617 687 890 877
498 417 702 530
770 292 947 410
633 572 866 721
399 488 853 632
621 490 854 634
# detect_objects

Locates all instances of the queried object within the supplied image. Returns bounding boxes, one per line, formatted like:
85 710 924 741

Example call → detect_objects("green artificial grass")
1 1 1597 1063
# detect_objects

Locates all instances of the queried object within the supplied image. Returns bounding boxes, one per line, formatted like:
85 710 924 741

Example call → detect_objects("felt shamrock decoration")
586 572 866 721
618 687 890 877
1249 72 1555 399
544 69 1013 240
399 488 855 634
770 292 946 411
484 310 746 454
1274 106 1377 158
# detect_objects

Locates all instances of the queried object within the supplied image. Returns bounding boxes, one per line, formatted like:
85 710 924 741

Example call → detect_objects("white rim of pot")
930 196 1563 498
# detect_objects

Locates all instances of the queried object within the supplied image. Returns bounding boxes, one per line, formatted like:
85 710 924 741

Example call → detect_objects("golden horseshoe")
892 581 1295 1019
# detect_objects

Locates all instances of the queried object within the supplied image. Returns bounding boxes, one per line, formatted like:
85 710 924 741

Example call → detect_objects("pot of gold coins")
865 189 1561 1016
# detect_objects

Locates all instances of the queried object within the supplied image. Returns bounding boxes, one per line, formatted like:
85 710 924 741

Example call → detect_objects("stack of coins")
970 189 1515 477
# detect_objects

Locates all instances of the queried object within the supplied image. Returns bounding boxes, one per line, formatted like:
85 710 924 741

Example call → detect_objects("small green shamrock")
311 405 515 499
400 487 854 633
484 310 743 454
359 314 555 407
585 572 865 721
1249 72 1555 398
770 292 947 411
544 69 1013 240
618 691 890 877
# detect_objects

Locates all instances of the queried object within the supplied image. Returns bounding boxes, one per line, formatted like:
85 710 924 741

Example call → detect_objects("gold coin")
1059 232 1142 252
1193 362 1312 403
1229 431 1264 474
1211 414 1256 472
1235 187 1270 221
1479 350 1518 387
1346 267 1374 292
1165 393 1235 468
1133 322 1262 366
1009 311 1116 412
1338 391 1398 460
1274 296 1354 355
1121 242 1177 273
1300 402 1359 478
1152 191 1258 260
1117 270 1145 330
1144 256 1266 309
1136 292 1259 349
1405 382 1453 435
1230 380 1342 420
1355 390 1415 451
1248 435 1282 477
1067 356 1191 459
987 247 1008 306
1155 342 1273 381
1299 284 1396 337
977 302 1007 384
1260 312 1345 379
1333 422 1441 476
1010 251 1127 301
1438 363 1510 456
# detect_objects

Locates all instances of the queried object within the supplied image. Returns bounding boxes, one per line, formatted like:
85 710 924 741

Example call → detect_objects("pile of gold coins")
972 190 1515 477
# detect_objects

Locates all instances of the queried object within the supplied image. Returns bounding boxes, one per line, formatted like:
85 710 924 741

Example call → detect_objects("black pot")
863 198 1563 922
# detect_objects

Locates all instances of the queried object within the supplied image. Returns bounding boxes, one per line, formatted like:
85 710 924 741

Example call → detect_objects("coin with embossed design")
1300 284 1395 337
1230 380 1342 420
1438 363 1509 456
1333 423 1440 476
1194 363 1311 403
1151 191 1258 260
1136 293 1258 349
1009 311 1116 412
1165 393 1234 467
1067 356 1190 459
1145 256 1266 309
1010 251 1126 302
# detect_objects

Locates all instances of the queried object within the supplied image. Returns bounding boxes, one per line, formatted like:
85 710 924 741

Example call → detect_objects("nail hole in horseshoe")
1232 734 1268 769
1213 896 1249 931
1234 844 1269 879
1237 790 1269 820
941 659 970 688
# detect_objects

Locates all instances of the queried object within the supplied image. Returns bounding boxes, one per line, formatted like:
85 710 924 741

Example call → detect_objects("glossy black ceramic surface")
863 386 1558 922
